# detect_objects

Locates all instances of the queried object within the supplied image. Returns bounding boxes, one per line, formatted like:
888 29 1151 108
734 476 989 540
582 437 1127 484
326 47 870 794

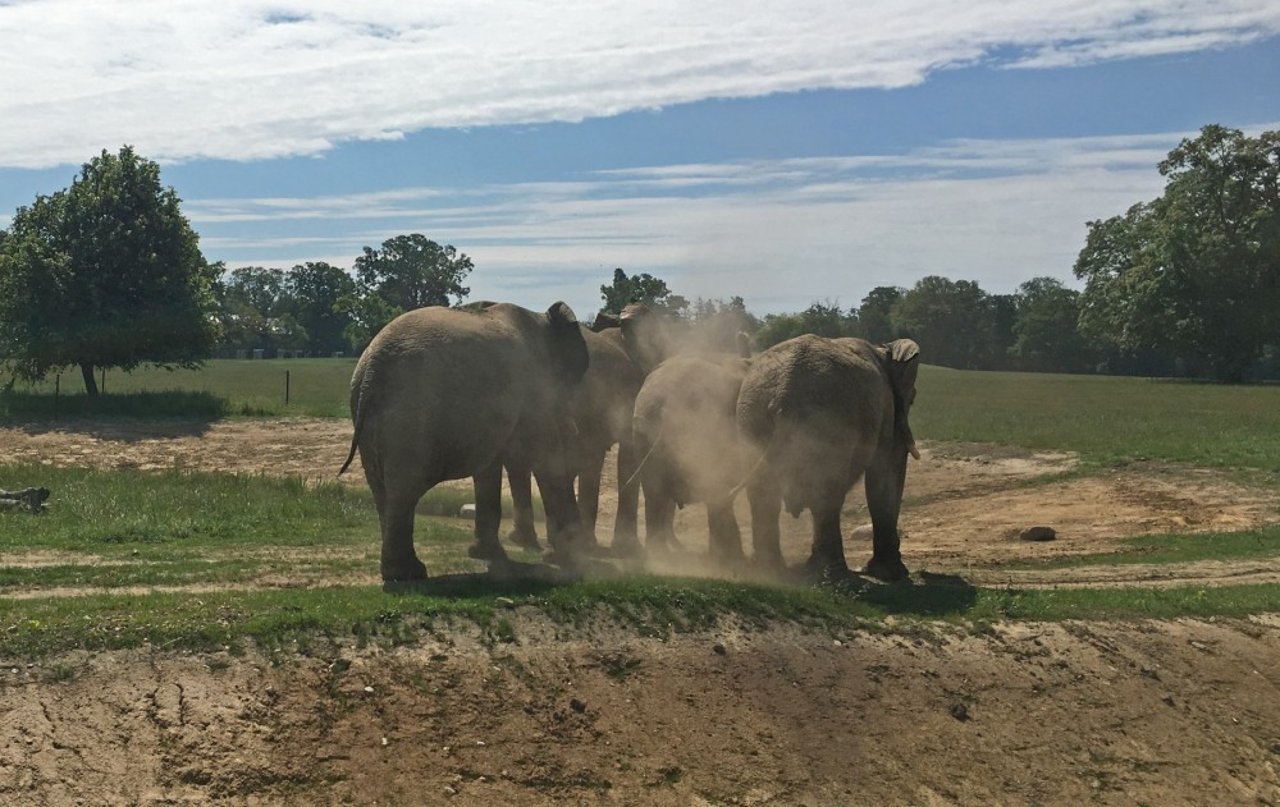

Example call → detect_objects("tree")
891 277 992 369
1074 125 1280 382
1010 277 1090 372
599 268 688 316
0 146 217 394
687 295 761 351
857 286 904 344
284 261 356 354
354 234 472 312
754 301 858 349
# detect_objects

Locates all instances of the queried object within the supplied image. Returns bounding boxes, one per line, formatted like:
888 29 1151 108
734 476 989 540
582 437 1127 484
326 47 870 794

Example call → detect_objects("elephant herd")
339 300 920 585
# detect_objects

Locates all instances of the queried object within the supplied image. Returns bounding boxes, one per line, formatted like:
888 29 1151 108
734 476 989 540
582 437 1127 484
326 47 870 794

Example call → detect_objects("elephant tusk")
909 441 921 461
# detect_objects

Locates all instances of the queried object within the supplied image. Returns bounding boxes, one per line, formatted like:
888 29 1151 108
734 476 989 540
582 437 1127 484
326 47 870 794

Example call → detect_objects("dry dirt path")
2 616 1278 805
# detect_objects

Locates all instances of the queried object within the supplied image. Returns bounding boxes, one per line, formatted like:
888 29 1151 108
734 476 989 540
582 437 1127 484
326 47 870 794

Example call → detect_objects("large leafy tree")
755 300 858 349
599 268 688 316
0 146 217 394
283 261 355 354
1075 125 1280 382
1010 277 1090 372
354 234 472 312
891 276 993 369
857 286 904 344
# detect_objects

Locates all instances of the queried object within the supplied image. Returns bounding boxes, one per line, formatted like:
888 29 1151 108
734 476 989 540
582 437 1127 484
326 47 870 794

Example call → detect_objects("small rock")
949 703 970 722
495 596 516 608
851 523 875 540
443 785 458 796
380 737 388 746
712 643 727 655
1140 666 1160 680
1019 526 1056 542
363 685 374 694
1162 695 1176 707
458 504 477 519
475 740 486 746
570 698 587 713
833 639 843 648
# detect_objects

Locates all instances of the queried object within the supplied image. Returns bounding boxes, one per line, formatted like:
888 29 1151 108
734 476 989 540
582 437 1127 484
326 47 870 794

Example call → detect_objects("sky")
0 1 1278 316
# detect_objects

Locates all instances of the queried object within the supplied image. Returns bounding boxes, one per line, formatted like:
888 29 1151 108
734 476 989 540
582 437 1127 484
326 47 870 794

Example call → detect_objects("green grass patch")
1011 525 1280 570
1 358 356 419
1 574 1278 658
913 366 1280 471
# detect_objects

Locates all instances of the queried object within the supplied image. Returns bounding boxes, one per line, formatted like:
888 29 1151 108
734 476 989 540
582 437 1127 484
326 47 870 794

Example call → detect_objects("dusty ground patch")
2 617 1278 805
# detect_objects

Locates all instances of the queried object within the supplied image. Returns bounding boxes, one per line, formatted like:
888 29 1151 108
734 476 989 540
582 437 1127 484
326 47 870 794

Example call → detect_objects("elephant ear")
546 301 589 384
881 339 921 459
590 310 622 332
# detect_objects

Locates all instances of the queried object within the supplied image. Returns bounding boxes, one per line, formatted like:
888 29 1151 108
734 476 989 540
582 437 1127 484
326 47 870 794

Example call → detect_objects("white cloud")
195 125 1280 314
1 0 1276 168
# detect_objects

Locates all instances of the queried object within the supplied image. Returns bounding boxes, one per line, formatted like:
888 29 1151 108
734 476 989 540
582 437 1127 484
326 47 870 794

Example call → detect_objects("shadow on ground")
3 391 228 438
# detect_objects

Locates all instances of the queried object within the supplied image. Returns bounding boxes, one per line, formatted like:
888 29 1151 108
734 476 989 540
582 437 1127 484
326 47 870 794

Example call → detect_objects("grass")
1 358 356 419
2 573 1278 659
6 359 1280 472
913 365 1280 471
1011 524 1280 570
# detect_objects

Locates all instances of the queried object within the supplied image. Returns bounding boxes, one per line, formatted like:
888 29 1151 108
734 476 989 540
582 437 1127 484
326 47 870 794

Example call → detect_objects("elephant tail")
726 406 788 503
621 426 662 492
338 363 371 477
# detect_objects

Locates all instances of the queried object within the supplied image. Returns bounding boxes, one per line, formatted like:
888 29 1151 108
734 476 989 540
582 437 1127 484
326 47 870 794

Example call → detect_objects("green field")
3 360 1280 658
1 358 357 418
5 359 1280 470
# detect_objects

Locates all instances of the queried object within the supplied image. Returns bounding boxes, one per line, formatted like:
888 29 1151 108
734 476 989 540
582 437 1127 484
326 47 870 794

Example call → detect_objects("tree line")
1 124 1276 395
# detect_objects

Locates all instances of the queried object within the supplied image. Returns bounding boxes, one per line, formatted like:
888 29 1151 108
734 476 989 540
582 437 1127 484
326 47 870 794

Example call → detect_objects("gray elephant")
735 335 920 581
505 321 646 552
339 302 589 581
631 353 752 563
504 302 676 555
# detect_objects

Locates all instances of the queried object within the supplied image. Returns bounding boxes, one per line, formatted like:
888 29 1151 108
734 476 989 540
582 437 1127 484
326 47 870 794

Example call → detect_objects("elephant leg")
805 496 851 582
468 460 510 563
642 483 678 552
707 498 745 566
611 441 641 551
863 450 910 581
746 473 784 572
505 464 541 551
576 449 606 545
378 491 427 582
537 468 586 554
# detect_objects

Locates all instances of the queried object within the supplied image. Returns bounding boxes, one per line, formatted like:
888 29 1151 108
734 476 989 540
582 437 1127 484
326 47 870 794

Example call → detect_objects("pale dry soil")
2 617 1279 805
3 418 1280 805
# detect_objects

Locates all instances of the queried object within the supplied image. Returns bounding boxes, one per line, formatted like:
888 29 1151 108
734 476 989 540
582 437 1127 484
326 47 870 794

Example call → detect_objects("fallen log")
0 487 50 513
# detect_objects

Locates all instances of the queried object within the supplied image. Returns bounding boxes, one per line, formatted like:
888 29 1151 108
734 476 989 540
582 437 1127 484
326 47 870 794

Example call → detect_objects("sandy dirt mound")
2 617 1278 805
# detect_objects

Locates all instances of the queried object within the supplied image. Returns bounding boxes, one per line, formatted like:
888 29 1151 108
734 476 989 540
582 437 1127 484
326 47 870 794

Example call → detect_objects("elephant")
339 301 589 581
631 353 752 564
735 335 920 582
504 321 646 553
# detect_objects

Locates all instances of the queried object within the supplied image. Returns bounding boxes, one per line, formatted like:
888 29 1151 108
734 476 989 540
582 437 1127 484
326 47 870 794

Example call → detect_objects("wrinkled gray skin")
736 335 920 581
632 354 752 563
505 323 646 552
340 302 589 581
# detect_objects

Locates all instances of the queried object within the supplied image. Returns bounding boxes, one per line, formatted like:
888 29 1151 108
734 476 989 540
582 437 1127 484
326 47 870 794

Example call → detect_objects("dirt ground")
2 417 1280 804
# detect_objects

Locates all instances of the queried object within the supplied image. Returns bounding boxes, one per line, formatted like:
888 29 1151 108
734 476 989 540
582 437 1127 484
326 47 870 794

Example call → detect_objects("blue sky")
0 1 1277 316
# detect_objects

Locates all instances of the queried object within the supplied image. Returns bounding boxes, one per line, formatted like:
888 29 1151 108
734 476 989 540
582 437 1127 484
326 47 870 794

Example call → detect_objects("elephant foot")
507 527 542 552
801 553 854 585
709 545 747 570
381 556 427 582
467 541 509 563
610 536 643 558
862 554 910 582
